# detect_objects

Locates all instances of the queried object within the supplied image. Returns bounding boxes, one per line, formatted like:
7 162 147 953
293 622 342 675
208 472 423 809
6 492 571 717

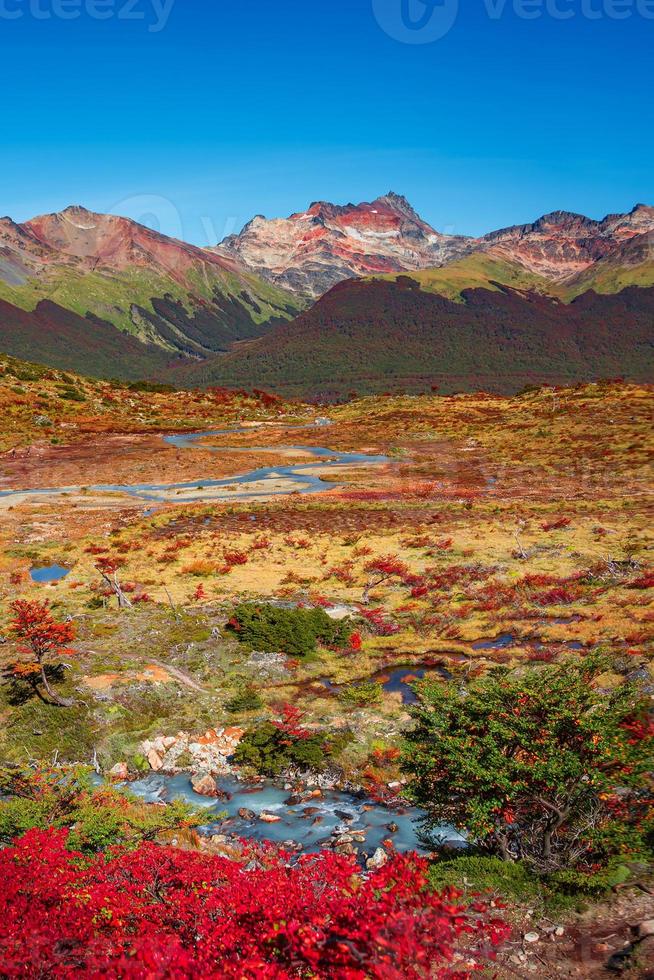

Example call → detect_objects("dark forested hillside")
181 277 654 398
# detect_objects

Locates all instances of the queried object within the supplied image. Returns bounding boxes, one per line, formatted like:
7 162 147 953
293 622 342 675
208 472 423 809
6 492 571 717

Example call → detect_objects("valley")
0 356 652 976
1 366 651 775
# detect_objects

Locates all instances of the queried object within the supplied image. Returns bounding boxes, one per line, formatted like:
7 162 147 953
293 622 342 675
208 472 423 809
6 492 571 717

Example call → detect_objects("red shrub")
0 829 506 978
540 517 572 532
223 550 248 567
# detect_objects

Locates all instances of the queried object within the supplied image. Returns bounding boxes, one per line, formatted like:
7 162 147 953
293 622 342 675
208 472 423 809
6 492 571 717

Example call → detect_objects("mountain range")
0 205 302 377
215 194 654 298
0 195 652 393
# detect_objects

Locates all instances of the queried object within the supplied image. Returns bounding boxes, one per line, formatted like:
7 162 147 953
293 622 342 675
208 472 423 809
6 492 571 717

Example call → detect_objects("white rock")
524 932 540 944
108 762 129 779
366 848 389 871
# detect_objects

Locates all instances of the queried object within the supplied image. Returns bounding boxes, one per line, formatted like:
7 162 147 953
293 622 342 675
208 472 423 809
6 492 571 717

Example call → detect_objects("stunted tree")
9 599 76 707
95 556 132 609
403 656 653 873
362 554 409 603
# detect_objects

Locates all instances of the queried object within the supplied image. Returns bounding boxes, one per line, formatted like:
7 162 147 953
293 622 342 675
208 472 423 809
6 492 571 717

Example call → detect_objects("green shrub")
59 387 86 402
0 767 203 852
224 686 264 713
233 718 352 777
0 798 50 842
127 381 175 393
337 681 383 707
428 856 543 904
403 655 653 873
227 603 352 657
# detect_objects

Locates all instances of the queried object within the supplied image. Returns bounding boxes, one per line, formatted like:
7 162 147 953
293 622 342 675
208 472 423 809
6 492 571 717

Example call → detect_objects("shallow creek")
123 773 462 855
0 425 392 505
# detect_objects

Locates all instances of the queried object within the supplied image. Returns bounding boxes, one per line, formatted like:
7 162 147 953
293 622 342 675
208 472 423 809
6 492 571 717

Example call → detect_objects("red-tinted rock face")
214 192 474 297
481 205 654 281
216 196 654 298
22 205 246 287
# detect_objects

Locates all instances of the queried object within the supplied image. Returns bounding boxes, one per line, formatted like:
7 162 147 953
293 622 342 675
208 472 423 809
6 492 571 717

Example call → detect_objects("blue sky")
1 0 652 243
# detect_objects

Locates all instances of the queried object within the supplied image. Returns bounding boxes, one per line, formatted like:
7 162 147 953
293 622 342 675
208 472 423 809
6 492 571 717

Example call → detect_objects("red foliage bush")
223 550 248 567
0 829 507 978
532 587 580 607
540 517 572 532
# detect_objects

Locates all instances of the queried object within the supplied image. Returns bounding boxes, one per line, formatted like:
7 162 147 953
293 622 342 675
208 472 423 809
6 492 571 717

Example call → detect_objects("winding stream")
0 425 392 506
123 773 461 855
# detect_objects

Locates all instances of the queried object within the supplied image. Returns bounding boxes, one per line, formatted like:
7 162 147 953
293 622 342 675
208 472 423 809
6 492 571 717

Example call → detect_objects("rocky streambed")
108 728 461 859
122 771 462 860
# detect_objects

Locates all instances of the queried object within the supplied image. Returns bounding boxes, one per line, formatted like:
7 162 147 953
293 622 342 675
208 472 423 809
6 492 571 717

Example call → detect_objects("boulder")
238 808 256 821
259 812 282 824
637 921 654 939
191 772 219 797
366 848 389 871
108 762 129 780
147 749 164 772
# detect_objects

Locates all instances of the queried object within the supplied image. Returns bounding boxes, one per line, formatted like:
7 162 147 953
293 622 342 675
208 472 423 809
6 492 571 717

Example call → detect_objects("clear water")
30 564 70 583
319 665 451 706
123 773 461 855
472 633 516 650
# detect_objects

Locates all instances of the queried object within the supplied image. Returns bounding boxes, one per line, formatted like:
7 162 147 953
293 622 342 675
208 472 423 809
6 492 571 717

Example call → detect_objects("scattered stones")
142 727 246 775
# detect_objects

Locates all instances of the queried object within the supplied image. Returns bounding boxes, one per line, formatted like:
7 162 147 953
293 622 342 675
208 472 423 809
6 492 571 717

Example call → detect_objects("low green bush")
59 387 86 402
227 603 352 657
337 681 383 707
224 686 264 713
428 855 544 905
234 720 353 777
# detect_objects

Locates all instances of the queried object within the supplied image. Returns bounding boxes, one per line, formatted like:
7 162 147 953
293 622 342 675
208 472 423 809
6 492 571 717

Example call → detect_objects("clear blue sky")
1 0 652 243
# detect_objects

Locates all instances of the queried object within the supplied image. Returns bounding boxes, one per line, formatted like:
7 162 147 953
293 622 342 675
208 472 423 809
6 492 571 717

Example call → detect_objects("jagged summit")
215 193 473 297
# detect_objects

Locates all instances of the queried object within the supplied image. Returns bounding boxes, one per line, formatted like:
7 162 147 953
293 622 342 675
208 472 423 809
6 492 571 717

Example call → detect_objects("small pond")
30 564 70 584
318 664 451 705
